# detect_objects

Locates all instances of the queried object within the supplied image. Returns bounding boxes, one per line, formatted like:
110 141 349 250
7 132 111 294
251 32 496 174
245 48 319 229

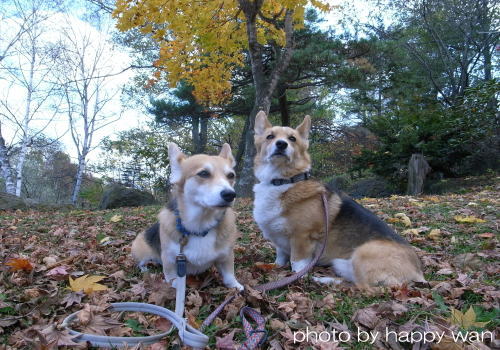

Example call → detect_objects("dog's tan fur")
253 111 425 288
131 143 242 290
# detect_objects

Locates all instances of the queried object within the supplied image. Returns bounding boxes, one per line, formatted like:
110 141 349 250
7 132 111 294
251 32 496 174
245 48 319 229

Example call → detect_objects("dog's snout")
220 189 236 202
276 140 288 150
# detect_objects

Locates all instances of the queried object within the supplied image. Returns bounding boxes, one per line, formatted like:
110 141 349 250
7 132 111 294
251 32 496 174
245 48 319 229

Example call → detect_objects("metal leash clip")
176 254 187 278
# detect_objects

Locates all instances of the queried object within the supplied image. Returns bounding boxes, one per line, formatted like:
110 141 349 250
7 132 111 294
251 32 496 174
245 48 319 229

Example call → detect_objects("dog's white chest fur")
166 230 226 274
253 182 292 250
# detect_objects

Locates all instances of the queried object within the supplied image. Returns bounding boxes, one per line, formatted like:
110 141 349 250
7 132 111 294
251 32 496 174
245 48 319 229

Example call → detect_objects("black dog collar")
271 171 311 186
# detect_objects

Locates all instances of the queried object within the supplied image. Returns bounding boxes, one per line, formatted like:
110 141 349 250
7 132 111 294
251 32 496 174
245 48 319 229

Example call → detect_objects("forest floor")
0 179 499 349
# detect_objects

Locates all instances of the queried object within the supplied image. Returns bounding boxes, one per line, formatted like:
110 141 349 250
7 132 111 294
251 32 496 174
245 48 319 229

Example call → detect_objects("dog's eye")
288 136 296 142
197 170 210 178
227 172 235 179
266 134 275 140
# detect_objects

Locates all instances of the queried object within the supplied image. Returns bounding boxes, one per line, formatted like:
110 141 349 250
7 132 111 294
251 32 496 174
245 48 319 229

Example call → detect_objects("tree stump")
407 153 431 195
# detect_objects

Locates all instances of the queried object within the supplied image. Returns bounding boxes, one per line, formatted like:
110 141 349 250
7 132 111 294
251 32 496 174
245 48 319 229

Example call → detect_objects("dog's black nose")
276 140 288 150
220 189 236 202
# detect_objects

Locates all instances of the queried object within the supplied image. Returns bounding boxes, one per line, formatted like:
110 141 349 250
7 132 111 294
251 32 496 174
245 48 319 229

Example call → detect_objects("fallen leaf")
270 319 286 330
451 253 482 271
62 292 84 307
477 232 494 239
437 268 454 275
109 215 122 223
130 282 147 298
352 307 380 328
402 229 420 235
186 311 200 328
453 215 486 223
76 304 121 336
254 262 277 271
428 229 442 240
448 307 489 330
154 317 172 332
42 256 58 266
277 301 296 314
431 335 464 350
39 324 83 347
6 258 33 272
394 213 412 227
216 329 236 350
109 270 125 280
186 275 202 288
46 266 69 278
68 275 108 295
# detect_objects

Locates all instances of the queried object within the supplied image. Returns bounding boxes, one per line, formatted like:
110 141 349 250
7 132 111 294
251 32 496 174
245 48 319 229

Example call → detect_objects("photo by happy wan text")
293 327 495 345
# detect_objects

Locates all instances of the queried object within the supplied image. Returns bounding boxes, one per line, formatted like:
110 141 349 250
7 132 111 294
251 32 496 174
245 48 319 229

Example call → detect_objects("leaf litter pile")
0 182 498 349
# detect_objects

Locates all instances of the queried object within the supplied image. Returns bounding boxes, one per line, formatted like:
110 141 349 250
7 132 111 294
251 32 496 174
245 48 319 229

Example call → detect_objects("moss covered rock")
99 184 158 209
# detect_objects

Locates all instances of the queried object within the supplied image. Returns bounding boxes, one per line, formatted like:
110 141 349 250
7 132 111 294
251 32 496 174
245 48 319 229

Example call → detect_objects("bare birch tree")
0 0 63 196
55 20 119 204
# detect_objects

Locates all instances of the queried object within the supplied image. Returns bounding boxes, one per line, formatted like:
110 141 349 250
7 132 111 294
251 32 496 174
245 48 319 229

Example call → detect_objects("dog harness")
173 204 226 317
270 170 311 186
174 207 216 237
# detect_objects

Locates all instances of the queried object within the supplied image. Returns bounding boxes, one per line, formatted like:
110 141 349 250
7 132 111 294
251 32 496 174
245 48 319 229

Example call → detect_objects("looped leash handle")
62 302 208 348
238 307 267 350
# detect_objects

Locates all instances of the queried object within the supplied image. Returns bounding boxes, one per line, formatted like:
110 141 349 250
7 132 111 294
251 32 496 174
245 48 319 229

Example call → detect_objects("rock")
327 175 350 191
348 177 393 198
99 184 158 209
0 192 28 210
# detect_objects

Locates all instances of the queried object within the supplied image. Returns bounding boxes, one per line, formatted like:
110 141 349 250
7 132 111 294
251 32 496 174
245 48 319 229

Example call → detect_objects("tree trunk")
15 37 36 197
200 116 208 153
15 141 29 197
235 115 250 168
235 2 295 197
407 153 431 195
0 128 16 194
191 115 201 154
236 93 271 196
71 154 86 205
278 88 290 126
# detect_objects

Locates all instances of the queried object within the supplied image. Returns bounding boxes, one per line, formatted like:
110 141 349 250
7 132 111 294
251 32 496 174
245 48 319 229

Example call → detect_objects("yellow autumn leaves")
453 215 486 224
448 307 489 330
112 0 330 106
68 275 108 295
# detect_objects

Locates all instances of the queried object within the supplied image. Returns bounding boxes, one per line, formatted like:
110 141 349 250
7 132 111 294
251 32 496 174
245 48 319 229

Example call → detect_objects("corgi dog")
131 143 243 290
252 111 426 288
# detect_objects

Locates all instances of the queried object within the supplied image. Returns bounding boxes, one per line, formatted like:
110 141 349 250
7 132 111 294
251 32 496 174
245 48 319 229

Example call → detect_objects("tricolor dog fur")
252 111 426 288
131 143 243 290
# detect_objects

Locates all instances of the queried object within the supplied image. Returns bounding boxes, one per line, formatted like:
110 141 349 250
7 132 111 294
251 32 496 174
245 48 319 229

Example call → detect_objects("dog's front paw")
274 249 290 267
274 255 289 267
223 277 244 291
164 274 176 286
291 259 311 272
230 281 244 291
312 276 343 285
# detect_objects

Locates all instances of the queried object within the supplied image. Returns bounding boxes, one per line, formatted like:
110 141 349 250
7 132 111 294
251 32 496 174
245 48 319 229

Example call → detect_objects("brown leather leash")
199 193 330 348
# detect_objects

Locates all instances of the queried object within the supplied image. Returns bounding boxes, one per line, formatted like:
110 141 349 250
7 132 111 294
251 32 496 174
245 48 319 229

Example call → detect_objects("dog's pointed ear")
254 111 272 136
296 115 311 139
168 142 185 184
219 143 236 168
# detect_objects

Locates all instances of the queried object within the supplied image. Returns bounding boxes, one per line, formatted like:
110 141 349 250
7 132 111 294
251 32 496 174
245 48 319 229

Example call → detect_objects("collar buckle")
271 171 311 187
271 178 287 186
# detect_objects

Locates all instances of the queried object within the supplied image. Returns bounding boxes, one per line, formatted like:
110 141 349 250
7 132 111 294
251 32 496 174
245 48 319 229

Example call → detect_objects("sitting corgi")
252 111 425 288
131 143 243 290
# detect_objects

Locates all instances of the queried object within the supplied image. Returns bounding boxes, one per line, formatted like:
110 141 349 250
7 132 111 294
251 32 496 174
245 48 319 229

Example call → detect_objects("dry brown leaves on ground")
0 182 498 349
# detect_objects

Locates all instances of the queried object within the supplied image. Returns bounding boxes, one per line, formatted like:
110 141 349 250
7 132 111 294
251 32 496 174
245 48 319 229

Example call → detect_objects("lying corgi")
131 143 243 290
252 111 426 288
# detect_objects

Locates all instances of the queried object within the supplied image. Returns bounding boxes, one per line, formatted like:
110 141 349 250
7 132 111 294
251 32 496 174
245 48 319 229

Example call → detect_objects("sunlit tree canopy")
113 0 330 105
